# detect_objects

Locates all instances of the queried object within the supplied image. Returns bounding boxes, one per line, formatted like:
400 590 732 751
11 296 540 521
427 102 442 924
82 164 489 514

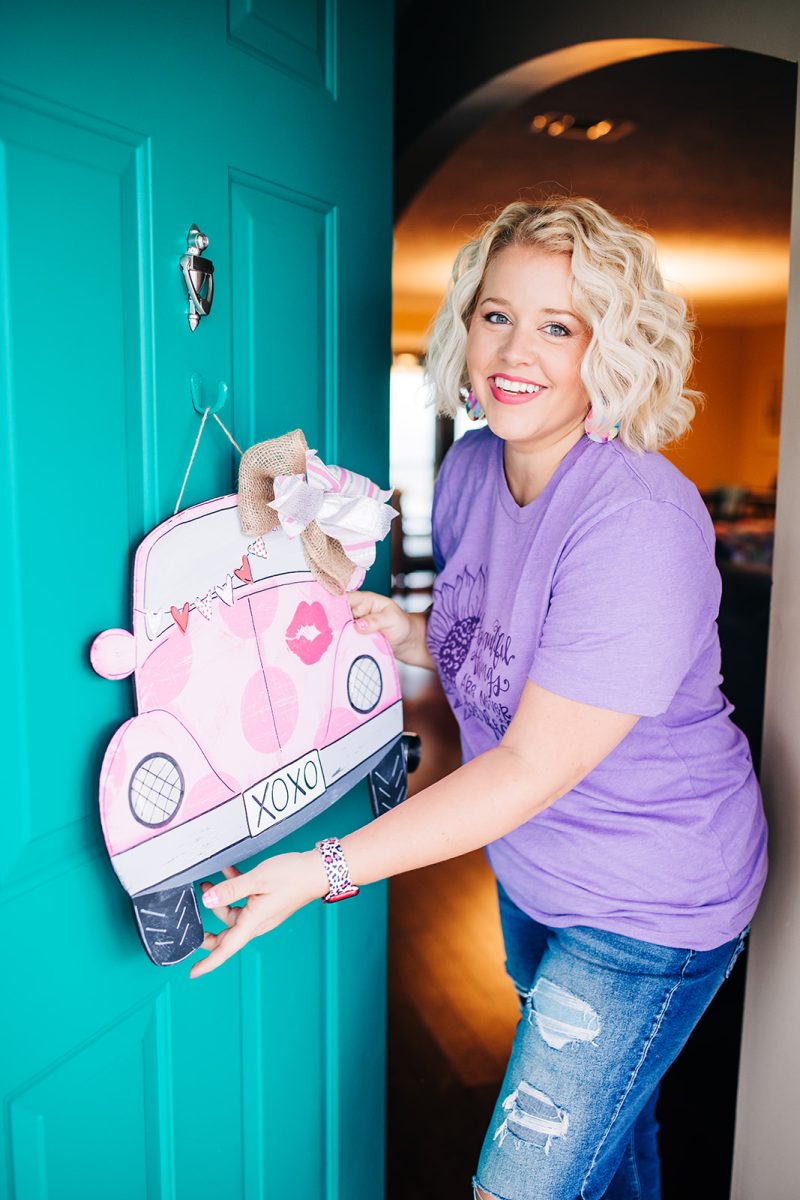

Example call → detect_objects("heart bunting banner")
215 574 234 606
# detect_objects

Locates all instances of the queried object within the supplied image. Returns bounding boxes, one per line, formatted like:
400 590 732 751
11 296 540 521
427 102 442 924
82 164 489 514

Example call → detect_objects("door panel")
0 2 392 1195
9 997 170 1200
230 172 335 451
227 0 334 91
0 87 149 890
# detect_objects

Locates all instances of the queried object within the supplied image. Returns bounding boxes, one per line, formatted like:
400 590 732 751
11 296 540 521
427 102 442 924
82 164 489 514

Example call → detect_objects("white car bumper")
113 701 403 896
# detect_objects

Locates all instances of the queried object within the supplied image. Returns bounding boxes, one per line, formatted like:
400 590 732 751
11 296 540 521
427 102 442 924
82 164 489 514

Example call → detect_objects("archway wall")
395 38 711 212
396 1 799 208
396 4 800 1198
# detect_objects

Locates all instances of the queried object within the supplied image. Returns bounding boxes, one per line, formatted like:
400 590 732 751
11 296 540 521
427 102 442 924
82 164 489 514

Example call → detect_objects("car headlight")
129 754 185 826
347 655 382 713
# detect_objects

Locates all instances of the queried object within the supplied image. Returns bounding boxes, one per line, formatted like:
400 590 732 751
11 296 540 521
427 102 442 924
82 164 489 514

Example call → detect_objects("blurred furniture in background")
390 488 436 600
705 485 774 772
714 518 774 573
717 560 772 775
702 485 777 522
706 494 774 774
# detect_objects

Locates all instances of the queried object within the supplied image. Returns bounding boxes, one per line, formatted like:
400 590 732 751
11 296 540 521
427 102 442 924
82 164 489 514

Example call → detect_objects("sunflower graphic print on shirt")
426 565 487 683
427 564 518 738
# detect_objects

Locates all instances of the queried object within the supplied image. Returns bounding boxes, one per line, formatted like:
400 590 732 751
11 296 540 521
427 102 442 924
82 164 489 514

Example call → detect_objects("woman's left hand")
189 851 327 979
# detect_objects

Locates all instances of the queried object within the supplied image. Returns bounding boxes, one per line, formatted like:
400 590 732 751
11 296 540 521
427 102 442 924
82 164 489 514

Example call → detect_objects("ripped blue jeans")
474 882 749 1200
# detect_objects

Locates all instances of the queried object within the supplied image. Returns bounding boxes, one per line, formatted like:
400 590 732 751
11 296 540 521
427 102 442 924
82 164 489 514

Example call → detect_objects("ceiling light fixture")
530 112 637 143
547 114 575 137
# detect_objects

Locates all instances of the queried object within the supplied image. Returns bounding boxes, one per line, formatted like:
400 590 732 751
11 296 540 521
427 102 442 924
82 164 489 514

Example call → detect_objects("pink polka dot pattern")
266 666 299 746
138 631 194 707
219 596 256 637
240 672 280 754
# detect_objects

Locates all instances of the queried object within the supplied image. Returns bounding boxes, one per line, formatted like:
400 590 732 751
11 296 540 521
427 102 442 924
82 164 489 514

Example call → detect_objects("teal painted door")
0 3 393 1196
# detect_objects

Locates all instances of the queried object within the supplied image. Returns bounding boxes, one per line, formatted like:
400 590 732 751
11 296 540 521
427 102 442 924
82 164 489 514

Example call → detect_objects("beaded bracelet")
315 837 360 903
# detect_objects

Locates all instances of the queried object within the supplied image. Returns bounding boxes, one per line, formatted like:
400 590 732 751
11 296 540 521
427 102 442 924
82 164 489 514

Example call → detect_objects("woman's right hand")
347 591 413 652
347 592 434 669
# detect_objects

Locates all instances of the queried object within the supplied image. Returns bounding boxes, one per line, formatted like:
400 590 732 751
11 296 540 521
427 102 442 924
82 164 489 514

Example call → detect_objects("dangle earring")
461 386 485 422
584 406 620 444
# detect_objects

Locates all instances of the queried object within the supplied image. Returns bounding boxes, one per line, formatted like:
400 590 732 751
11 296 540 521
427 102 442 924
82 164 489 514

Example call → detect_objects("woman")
192 198 767 1199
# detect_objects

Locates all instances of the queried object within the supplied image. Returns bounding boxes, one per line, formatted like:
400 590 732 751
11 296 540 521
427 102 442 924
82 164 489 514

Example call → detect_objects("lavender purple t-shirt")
428 427 767 950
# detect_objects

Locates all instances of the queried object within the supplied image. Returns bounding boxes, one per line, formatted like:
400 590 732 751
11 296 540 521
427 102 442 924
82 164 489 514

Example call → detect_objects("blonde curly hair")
426 197 701 451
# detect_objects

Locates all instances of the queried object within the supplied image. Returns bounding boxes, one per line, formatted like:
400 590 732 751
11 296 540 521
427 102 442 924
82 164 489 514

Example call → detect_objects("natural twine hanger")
174 417 374 596
174 408 244 515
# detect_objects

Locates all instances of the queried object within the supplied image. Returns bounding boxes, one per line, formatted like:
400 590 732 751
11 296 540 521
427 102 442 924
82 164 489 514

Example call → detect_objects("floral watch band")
316 837 360 903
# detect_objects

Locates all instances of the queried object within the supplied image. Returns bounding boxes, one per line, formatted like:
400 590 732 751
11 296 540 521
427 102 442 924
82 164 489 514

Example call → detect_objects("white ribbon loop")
269 449 397 570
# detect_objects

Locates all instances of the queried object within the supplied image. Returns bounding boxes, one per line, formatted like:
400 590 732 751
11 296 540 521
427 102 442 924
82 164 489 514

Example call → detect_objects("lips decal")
286 600 333 665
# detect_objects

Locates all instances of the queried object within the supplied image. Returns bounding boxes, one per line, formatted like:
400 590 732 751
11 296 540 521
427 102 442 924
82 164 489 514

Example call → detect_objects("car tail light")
347 655 382 713
129 754 185 826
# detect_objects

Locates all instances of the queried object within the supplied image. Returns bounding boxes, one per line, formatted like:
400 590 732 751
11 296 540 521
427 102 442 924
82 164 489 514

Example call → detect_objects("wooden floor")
386 667 746 1199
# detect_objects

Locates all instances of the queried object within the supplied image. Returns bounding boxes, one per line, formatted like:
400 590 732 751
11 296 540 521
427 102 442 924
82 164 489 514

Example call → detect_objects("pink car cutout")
91 493 417 966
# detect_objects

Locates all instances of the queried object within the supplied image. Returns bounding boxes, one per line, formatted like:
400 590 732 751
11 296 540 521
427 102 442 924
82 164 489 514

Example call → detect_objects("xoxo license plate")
242 751 327 837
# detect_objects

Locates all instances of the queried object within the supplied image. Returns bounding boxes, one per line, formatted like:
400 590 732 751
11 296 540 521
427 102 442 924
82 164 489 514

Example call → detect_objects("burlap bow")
238 429 396 595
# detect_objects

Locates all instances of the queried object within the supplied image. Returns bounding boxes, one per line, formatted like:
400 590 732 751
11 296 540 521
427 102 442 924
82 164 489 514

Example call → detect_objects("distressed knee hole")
528 976 601 1050
493 1081 570 1155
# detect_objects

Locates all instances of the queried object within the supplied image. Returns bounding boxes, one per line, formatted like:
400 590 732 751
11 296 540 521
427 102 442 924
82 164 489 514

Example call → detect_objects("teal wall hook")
190 372 229 415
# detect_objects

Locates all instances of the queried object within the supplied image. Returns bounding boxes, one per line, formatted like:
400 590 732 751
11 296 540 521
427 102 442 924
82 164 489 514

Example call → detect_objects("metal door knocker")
180 225 215 330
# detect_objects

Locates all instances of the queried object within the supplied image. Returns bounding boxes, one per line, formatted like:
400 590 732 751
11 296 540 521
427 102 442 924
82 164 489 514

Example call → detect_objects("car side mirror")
90 628 136 680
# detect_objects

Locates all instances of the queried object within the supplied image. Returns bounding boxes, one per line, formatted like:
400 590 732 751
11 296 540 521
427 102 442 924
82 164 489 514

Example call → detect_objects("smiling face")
466 245 591 455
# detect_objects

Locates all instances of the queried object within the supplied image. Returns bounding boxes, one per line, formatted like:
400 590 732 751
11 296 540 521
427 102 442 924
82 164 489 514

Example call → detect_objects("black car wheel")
368 732 421 818
132 883 204 966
